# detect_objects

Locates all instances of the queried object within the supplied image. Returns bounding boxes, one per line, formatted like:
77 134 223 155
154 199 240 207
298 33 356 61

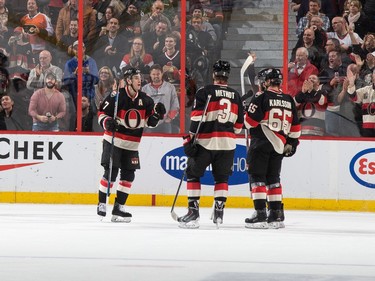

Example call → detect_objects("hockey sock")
253 199 267 210
116 191 129 205
99 190 107 203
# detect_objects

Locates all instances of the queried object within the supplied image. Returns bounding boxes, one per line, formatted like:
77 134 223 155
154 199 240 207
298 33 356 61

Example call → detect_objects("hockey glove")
104 117 119 133
154 102 166 120
283 138 299 157
183 135 198 158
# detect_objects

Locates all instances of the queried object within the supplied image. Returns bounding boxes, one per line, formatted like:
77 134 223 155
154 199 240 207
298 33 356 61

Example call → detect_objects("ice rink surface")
1 204 375 281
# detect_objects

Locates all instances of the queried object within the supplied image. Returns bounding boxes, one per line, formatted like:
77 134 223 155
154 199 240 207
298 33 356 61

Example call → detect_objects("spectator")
55 0 78 42
288 47 319 97
290 27 323 69
56 0 96 53
335 63 364 136
352 33 375 60
190 15 215 57
307 16 327 50
0 50 9 96
189 4 217 42
142 19 169 59
94 66 115 114
63 40 99 108
359 51 375 85
343 0 375 40
142 64 179 133
140 0 171 33
20 0 54 58
296 0 330 37
0 94 25 130
119 36 153 78
93 0 111 25
56 18 78 69
347 67 375 137
294 74 328 136
297 0 339 22
118 1 142 40
319 37 353 70
96 5 117 38
93 17 130 73
327 16 363 53
7 27 33 76
28 71 66 132
26 50 63 92
318 50 349 136
198 0 223 42
7 70 32 129
81 95 94 132
0 0 12 45
155 33 180 84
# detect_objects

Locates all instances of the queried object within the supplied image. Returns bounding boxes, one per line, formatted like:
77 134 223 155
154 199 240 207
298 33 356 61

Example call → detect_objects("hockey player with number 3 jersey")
177 60 244 229
244 68 301 229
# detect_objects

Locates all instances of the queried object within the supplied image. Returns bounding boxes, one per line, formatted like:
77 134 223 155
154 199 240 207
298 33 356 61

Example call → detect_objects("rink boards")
0 133 374 211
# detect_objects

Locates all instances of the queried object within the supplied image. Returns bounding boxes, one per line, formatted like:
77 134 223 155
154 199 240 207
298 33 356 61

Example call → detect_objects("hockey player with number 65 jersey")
244 68 301 229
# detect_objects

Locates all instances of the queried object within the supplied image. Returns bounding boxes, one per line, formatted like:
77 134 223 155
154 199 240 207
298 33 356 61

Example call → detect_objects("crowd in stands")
0 0 231 133
289 0 375 137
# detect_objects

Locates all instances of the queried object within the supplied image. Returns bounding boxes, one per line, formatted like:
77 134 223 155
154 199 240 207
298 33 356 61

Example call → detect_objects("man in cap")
28 71 66 131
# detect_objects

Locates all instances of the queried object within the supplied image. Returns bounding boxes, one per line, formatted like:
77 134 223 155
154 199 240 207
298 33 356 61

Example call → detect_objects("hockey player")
97 67 166 222
178 60 244 229
244 68 301 229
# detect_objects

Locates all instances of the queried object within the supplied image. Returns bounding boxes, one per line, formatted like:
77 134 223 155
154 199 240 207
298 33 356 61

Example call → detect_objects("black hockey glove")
104 117 119 133
283 138 299 157
183 135 198 158
154 102 166 120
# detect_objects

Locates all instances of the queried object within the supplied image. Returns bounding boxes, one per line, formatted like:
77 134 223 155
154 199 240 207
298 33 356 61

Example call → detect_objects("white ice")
1 204 375 281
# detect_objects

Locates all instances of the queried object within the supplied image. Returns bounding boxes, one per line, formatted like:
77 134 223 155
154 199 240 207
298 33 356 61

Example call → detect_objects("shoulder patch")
110 91 117 97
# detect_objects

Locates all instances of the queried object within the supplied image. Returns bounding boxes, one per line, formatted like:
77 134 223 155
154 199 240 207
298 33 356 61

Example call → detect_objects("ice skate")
212 201 225 227
245 209 268 229
178 201 200 229
111 201 132 223
268 209 284 229
97 203 106 219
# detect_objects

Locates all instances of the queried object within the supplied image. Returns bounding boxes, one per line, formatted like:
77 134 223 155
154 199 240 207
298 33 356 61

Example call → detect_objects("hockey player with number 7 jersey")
244 68 301 229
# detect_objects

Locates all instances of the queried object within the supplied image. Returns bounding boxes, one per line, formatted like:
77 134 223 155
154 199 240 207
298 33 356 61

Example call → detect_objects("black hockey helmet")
256 68 269 84
264 68 283 85
213 60 231 78
122 66 141 80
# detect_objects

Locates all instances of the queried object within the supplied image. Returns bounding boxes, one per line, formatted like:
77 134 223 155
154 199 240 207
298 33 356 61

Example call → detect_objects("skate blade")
178 220 200 229
268 221 285 229
111 215 131 223
245 221 269 229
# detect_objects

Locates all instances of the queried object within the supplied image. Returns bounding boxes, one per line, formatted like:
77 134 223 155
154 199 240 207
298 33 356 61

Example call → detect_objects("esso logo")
349 148 375 189
160 145 248 186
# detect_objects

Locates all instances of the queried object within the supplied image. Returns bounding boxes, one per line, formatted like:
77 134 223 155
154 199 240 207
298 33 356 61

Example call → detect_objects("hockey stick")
171 94 212 221
106 80 120 202
240 54 254 98
240 55 254 196
240 54 254 155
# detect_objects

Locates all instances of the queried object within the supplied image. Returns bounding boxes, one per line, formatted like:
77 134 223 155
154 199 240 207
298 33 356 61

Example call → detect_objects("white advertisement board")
0 134 374 205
